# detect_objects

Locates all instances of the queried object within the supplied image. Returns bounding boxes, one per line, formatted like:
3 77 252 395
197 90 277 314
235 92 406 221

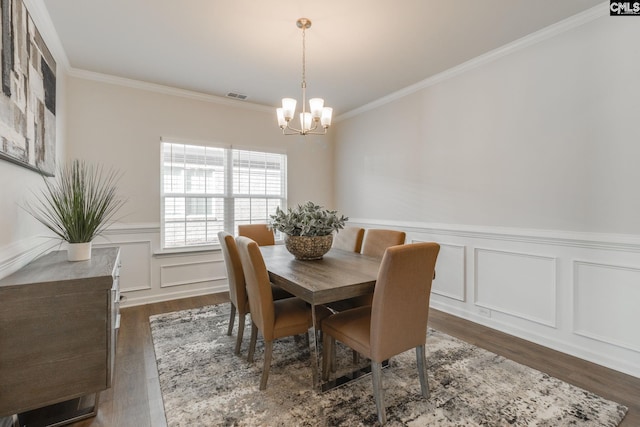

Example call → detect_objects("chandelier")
276 18 332 136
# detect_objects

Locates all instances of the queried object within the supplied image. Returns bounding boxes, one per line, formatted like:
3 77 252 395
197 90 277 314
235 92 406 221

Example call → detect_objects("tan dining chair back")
332 226 365 253
321 242 440 424
360 229 406 258
218 231 291 356
238 223 275 246
218 231 249 355
334 228 406 310
236 236 322 390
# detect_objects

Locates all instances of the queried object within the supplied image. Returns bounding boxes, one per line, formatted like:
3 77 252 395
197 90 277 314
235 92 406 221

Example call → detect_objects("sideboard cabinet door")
0 247 121 417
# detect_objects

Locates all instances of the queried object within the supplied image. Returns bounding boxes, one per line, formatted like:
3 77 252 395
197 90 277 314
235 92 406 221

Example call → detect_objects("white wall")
335 16 640 234
66 76 333 222
334 15 640 378
64 75 334 305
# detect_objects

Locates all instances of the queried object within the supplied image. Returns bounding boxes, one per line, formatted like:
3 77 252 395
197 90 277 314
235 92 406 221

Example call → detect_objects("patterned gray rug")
150 304 627 426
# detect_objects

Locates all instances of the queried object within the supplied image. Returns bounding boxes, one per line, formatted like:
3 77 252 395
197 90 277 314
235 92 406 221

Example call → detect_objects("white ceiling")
41 0 604 115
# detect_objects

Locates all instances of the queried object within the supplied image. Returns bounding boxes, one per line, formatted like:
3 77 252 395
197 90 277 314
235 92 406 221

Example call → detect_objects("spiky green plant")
25 160 125 243
269 201 348 237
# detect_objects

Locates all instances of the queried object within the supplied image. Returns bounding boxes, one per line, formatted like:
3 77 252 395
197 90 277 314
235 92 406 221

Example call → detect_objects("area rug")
149 304 628 426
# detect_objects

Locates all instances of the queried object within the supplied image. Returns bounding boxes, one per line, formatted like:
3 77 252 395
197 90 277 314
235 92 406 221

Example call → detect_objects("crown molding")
67 68 274 113
336 2 608 122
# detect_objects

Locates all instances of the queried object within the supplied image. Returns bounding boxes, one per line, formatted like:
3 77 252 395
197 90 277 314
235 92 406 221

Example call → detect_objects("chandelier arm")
282 120 325 135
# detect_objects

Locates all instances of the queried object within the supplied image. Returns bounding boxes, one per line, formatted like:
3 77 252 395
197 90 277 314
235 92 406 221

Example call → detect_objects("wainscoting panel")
4 221 639 377
475 248 557 327
350 218 640 378
160 259 225 288
414 240 465 301
95 240 152 292
573 260 640 352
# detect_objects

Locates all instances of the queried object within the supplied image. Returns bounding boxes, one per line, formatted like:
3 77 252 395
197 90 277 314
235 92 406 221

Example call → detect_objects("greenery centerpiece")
25 159 125 261
270 201 348 260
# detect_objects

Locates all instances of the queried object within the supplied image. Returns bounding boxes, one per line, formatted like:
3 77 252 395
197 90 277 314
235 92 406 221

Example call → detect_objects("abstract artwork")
0 0 56 176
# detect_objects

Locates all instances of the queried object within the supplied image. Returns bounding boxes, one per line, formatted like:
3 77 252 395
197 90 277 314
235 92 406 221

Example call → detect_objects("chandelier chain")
301 24 306 89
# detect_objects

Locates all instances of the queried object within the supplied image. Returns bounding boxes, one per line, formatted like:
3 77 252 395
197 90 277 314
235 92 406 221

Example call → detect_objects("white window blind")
161 141 287 249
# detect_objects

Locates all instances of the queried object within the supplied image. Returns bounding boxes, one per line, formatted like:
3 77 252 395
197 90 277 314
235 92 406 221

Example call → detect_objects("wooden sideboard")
0 247 121 424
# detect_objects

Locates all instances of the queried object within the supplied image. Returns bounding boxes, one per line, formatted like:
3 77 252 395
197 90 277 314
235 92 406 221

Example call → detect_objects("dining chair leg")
371 361 386 425
234 312 246 355
322 333 333 381
260 340 273 390
248 322 258 363
227 303 236 336
416 345 430 398
331 338 337 373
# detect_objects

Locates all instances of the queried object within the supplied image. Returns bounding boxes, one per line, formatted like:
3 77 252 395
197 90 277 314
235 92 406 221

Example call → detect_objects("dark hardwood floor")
69 293 638 426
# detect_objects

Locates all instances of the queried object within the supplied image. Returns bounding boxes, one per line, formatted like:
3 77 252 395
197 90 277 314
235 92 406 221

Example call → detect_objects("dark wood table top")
260 245 380 305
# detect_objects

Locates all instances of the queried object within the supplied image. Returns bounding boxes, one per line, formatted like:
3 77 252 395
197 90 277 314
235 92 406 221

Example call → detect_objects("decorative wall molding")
350 218 640 253
94 239 153 292
413 239 466 301
160 259 226 288
349 218 640 378
474 248 557 328
121 284 228 308
573 260 640 353
67 68 273 113
102 222 160 235
4 219 638 377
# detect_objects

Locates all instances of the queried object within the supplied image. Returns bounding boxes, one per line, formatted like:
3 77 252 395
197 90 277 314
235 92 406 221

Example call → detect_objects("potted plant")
25 159 126 261
269 201 348 260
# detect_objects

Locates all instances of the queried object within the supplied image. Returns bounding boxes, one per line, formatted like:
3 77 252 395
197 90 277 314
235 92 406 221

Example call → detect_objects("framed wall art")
0 0 56 176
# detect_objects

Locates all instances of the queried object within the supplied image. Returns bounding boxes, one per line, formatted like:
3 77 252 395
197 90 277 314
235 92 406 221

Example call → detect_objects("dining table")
259 244 381 391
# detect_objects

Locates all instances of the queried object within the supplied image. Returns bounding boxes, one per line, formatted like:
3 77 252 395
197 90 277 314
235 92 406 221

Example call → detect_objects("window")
161 140 287 249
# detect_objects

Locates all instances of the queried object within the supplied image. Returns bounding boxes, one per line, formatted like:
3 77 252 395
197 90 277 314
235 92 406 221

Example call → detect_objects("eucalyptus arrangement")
25 159 125 260
270 201 348 237
270 202 348 260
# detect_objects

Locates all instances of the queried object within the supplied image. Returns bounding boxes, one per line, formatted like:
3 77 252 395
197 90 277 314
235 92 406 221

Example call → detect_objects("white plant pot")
67 242 92 261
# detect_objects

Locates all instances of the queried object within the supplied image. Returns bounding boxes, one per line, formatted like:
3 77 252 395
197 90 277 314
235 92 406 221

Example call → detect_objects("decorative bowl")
284 234 333 260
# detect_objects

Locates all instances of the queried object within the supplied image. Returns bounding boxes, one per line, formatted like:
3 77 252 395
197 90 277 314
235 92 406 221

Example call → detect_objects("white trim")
0 236 60 280
120 286 227 308
348 218 640 252
160 136 231 150
336 2 608 122
103 223 159 234
67 68 273 112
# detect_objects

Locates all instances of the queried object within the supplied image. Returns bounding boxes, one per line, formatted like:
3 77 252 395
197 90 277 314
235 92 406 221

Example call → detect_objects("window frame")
160 137 287 251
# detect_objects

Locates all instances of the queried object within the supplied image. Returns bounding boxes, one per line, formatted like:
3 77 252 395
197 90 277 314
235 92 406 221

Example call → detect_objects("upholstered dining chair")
238 223 275 246
331 228 408 314
217 231 291 356
360 229 406 258
236 236 329 390
321 242 440 425
332 226 365 253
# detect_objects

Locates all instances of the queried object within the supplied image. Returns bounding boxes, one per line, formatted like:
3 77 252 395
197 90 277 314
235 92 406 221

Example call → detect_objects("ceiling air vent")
226 91 248 100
